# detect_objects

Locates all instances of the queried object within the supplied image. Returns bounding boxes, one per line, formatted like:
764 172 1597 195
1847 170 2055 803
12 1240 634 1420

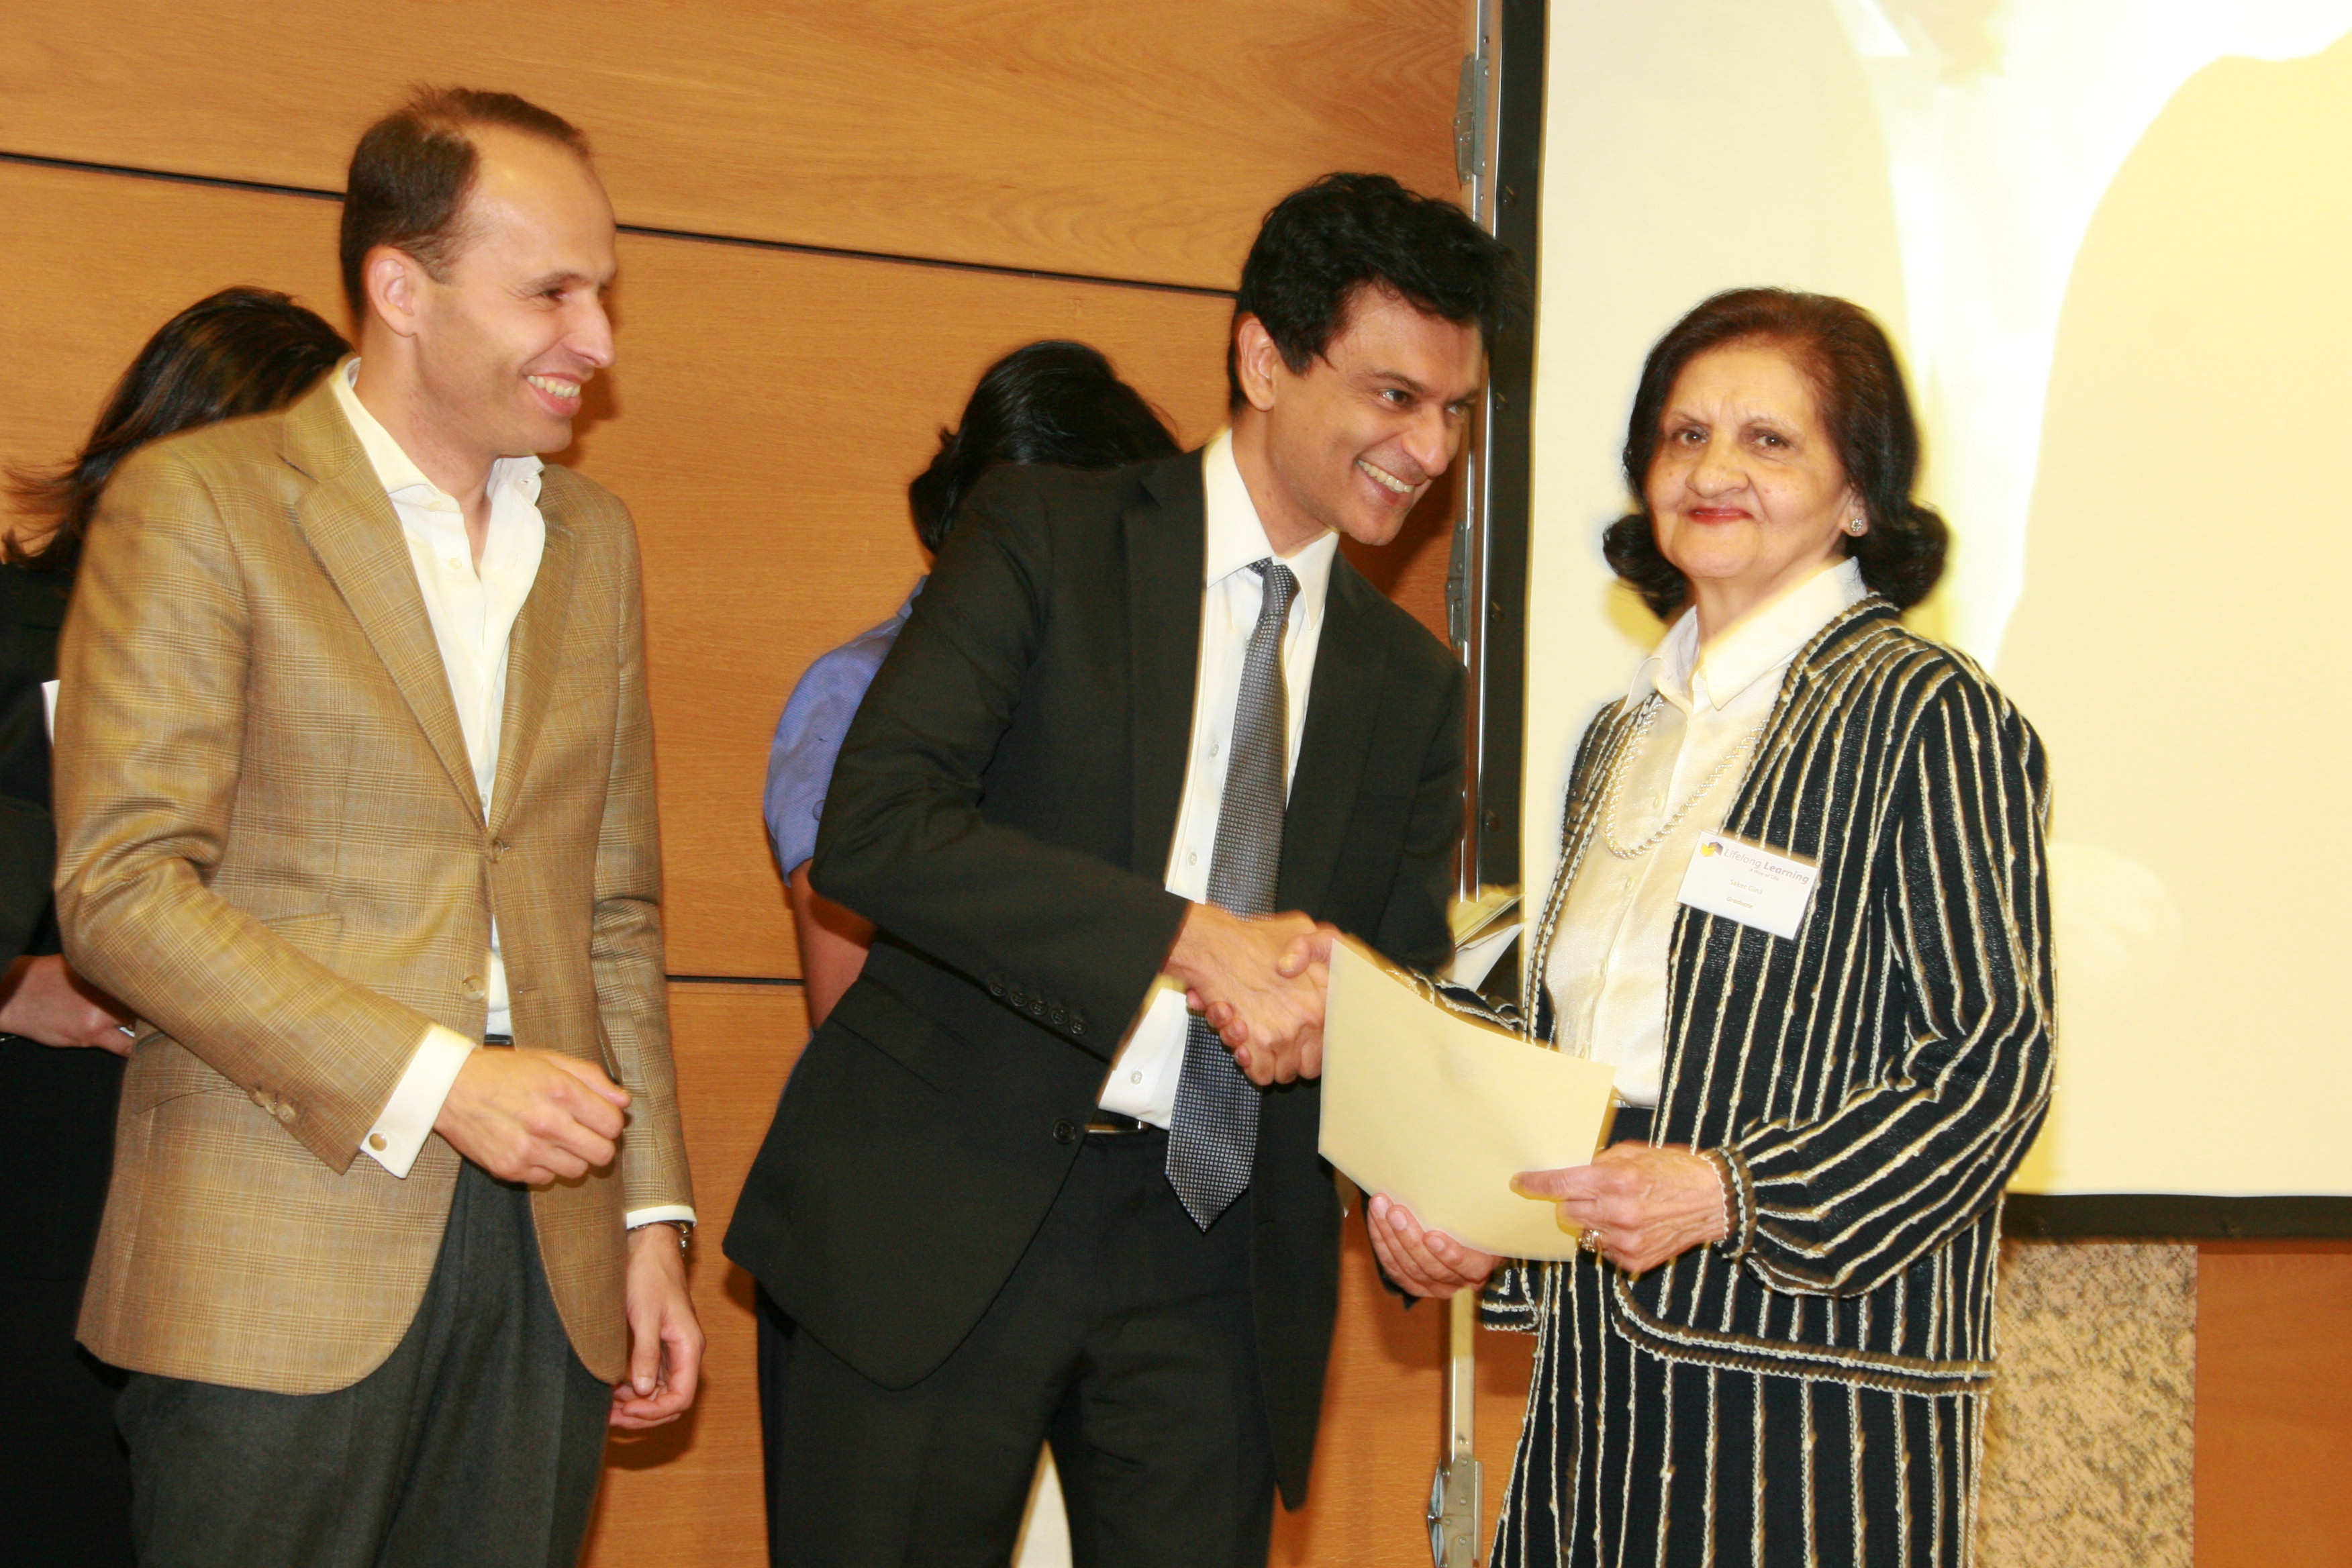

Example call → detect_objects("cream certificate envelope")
1319 938 1616 1261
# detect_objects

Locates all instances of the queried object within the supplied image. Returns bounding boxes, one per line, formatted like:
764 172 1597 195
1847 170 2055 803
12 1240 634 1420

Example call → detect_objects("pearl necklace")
1598 696 1764 861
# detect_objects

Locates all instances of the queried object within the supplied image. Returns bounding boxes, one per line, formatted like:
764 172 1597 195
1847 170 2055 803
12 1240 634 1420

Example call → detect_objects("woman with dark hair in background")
1365 289 2053 1567
0 285 347 1565
754 338 1177 1563
764 339 1181 1029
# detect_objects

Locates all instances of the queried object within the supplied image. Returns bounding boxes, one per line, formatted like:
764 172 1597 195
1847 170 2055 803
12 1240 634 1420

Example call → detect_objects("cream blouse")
1545 559 1867 1106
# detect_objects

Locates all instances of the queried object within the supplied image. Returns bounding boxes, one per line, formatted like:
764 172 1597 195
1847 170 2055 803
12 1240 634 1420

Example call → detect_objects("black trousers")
769 1126 1276 1568
6 1275 134 1567
116 1161 611 1568
0 1035 133 1567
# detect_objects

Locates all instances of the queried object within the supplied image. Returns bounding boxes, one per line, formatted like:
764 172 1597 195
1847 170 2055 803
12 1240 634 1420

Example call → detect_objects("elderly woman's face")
1645 341 1859 625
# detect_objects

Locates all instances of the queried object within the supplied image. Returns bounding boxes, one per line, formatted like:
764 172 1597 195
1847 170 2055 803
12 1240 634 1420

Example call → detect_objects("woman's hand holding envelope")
1515 1144 1729 1273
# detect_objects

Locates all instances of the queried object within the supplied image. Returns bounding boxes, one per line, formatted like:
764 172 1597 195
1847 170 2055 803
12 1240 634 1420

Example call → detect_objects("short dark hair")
1604 287 1949 617
1226 172 1524 409
340 86 591 320
6 287 348 571
908 341 1180 552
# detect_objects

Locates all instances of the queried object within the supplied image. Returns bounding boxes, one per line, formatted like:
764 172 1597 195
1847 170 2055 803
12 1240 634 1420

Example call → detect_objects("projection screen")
1521 0 2352 1197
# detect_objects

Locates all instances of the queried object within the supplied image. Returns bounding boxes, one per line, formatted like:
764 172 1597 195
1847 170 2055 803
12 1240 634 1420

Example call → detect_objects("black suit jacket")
725 450 1464 1504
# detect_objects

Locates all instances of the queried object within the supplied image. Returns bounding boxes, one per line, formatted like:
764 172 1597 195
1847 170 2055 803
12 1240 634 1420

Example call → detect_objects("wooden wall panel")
583 982 805 1568
573 231 1240 980
2196 1244 2352 1568
1273 1224 1534 1563
0 163 1469 987
0 0 1460 289
602 230 1459 975
0 165 344 499
2 155 1484 1561
3 3 1492 1555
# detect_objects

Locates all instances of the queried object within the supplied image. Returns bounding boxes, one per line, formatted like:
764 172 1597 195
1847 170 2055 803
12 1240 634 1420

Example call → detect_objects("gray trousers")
117 1161 611 1568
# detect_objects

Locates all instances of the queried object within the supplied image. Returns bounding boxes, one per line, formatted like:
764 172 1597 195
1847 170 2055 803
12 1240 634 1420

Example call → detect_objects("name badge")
1677 832 1819 940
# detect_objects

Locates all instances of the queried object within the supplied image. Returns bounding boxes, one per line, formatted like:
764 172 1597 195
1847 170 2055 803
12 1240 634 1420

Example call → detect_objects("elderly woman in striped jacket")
1367 288 2054 1567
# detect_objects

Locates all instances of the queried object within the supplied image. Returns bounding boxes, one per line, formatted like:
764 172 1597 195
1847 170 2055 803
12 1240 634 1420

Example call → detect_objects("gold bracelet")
1703 1149 1736 1248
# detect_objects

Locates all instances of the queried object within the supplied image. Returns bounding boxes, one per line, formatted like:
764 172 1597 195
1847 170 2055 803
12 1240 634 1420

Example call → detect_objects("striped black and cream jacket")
1474 596 2053 1395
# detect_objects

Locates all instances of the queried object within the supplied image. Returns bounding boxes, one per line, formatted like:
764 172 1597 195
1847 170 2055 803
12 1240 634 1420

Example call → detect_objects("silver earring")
1846 516 1868 536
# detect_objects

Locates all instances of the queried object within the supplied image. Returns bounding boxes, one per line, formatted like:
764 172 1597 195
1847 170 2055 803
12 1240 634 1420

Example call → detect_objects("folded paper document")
1320 938 1616 1262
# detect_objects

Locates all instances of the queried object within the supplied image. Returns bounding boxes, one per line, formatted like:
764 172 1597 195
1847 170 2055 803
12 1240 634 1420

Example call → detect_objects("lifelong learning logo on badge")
1677 832 1821 942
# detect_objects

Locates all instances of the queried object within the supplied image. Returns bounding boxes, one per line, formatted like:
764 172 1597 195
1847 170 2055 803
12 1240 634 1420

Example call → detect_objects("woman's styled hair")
908 340 1180 552
1226 172 1524 411
6 287 349 572
1604 287 1949 618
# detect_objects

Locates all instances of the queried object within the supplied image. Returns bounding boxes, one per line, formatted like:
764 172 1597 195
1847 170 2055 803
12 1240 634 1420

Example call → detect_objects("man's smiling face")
1246 285 1485 551
407 126 618 467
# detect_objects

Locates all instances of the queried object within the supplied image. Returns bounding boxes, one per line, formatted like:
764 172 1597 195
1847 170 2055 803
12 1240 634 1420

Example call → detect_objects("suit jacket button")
461 975 487 1001
987 981 1006 999
1052 1118 1079 1146
1069 1018 1085 1037
489 838 509 862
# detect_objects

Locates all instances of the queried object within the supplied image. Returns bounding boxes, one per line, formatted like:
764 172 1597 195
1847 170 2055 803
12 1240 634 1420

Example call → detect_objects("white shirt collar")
1630 556 1869 714
330 357 542 513
1201 428 1340 600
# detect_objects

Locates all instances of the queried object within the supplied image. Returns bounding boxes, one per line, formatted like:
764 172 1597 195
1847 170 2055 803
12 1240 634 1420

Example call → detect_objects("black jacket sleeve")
810 477 1186 1054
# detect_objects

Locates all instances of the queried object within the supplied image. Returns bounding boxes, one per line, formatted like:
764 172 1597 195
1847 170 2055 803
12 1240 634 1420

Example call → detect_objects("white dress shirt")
1097 430 1340 1126
332 365 694 1228
1545 558 1866 1106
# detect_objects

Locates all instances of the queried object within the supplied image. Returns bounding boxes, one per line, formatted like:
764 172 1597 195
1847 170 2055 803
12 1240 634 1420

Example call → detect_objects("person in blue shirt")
765 340 1180 1028
755 342 1177 1560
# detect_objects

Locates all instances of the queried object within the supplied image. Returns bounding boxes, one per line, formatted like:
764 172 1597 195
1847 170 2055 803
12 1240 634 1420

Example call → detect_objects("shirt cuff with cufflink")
360 1028 699 1229
361 1023 478 1178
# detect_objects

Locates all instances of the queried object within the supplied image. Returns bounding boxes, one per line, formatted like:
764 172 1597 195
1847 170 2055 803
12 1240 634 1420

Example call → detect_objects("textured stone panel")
1976 1240 2195 1568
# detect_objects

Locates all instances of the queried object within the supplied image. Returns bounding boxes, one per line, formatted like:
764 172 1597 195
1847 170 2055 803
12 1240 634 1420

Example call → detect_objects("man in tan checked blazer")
50 89 699 1568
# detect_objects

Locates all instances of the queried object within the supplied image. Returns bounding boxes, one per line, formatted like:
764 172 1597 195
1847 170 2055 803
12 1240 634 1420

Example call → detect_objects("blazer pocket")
824 979 966 1097
122 1038 241 1114
256 909 344 967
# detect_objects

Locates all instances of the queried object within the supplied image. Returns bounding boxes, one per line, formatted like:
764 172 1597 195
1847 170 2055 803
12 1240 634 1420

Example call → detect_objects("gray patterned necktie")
1167 558 1299 1229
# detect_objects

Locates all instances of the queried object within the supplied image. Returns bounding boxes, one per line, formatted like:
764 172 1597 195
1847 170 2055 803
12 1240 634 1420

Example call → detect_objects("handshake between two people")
1155 908 1736 1302
1163 903 1338 1087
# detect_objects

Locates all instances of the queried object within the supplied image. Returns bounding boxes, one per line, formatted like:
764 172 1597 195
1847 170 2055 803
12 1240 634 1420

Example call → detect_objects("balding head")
339 87 593 324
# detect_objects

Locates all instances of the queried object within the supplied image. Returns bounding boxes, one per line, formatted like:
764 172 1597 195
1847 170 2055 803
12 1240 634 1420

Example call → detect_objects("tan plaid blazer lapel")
280 390 479 816
489 506 575 834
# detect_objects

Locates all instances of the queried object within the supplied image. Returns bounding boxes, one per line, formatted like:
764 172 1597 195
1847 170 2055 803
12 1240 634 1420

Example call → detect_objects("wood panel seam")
0 150 1236 301
666 975 804 987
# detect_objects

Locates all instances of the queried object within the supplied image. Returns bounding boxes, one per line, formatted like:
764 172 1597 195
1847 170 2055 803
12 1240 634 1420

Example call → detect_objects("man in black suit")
725 173 1519 1567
